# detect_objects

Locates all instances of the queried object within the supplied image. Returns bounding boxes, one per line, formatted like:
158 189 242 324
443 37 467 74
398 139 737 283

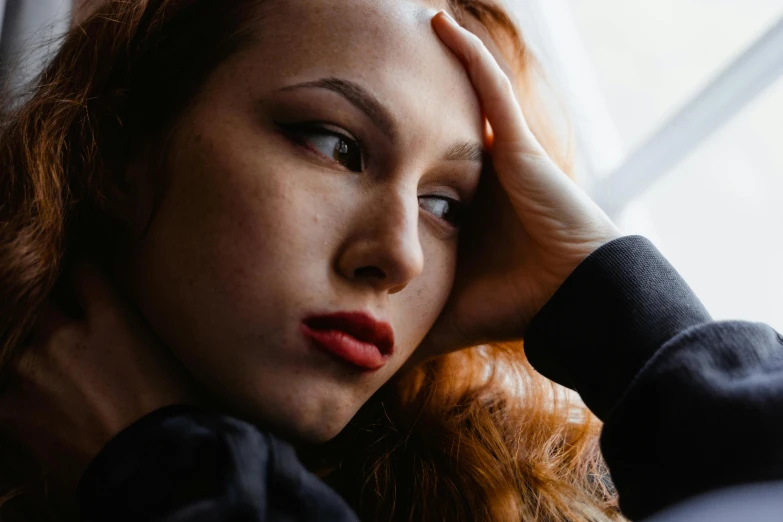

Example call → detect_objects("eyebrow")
276 76 486 164
442 140 485 163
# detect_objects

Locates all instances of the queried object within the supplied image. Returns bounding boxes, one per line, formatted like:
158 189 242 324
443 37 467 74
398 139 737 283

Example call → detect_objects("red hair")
0 1 623 520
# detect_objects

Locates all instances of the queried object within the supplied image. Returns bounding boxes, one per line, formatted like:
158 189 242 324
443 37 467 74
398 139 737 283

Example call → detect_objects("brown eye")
419 196 464 227
278 123 364 172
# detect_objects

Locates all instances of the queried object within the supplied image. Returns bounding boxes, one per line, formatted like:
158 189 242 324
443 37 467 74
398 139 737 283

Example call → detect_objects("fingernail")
437 10 459 28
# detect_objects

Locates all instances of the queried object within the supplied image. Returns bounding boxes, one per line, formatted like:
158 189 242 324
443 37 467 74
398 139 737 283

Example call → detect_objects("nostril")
354 266 386 280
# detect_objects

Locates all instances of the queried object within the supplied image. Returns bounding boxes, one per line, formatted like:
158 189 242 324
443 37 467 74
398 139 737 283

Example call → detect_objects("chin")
296 421 346 445
260 415 350 449
229 396 357 447
198 363 369 447
281 406 352 446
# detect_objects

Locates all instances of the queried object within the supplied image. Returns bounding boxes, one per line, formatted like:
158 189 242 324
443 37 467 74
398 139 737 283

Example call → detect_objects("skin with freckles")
115 0 485 444
0 3 622 518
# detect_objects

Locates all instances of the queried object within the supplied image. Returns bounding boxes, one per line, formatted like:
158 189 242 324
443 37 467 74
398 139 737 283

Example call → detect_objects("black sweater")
77 236 783 521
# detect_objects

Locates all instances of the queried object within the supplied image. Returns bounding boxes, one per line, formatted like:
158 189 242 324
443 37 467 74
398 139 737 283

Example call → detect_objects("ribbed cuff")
524 235 712 418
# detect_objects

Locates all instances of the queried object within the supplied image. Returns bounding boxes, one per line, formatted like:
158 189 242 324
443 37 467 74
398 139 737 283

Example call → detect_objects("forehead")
229 0 484 148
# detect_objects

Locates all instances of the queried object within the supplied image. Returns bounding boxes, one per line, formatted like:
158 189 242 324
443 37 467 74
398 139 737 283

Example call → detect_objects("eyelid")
421 190 462 203
275 121 360 148
275 121 471 221
418 194 465 229
275 121 366 171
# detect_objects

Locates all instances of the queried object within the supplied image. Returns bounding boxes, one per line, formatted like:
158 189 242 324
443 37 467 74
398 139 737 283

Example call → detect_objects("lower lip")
301 324 389 371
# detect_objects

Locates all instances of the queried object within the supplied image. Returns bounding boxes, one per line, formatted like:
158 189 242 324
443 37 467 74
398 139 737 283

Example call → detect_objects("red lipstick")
301 312 395 371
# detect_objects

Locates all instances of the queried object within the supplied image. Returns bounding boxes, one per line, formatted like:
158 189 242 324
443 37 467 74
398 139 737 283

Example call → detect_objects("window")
509 0 783 331
0 0 72 92
3 0 782 330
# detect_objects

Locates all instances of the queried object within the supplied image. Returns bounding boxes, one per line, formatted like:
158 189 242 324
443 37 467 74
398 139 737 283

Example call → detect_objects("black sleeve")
524 235 783 521
77 405 360 522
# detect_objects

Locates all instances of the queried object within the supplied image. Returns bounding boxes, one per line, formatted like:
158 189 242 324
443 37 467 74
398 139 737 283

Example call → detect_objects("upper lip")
302 311 395 355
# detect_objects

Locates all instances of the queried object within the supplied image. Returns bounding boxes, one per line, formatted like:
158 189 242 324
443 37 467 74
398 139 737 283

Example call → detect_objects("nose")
336 186 425 295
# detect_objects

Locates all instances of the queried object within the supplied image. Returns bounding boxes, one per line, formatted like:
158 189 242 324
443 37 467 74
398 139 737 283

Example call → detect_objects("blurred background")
2 0 782 331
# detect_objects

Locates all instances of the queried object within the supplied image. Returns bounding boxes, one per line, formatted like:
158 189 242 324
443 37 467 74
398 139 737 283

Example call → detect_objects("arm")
427 15 783 520
525 235 783 520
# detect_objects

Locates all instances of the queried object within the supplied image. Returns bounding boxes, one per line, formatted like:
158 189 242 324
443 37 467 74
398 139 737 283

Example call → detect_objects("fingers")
431 11 543 156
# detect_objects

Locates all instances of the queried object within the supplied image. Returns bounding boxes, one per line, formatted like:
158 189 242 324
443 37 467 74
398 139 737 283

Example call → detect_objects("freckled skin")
118 0 484 444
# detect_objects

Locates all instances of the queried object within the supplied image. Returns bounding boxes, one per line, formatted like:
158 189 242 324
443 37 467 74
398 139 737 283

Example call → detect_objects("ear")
101 139 160 240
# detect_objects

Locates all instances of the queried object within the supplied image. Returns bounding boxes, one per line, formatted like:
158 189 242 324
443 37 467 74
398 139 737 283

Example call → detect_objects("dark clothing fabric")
77 236 783 521
78 405 359 522
525 236 783 519
642 480 783 522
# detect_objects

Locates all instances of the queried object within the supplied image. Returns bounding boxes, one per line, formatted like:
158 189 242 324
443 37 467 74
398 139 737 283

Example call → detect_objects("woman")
1 1 781 521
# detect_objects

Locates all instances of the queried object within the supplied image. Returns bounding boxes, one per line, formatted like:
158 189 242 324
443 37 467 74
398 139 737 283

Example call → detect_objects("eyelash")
418 196 465 228
275 121 465 228
276 121 365 172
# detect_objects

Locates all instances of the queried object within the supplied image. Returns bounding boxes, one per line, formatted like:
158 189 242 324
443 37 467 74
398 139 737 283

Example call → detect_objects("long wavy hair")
0 1 623 520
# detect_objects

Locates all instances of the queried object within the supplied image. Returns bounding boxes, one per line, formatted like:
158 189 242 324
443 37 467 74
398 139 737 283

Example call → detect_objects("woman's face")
121 0 484 443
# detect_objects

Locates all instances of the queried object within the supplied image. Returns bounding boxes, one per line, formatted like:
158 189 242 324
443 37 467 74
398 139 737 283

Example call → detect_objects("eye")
276 122 364 173
418 196 464 227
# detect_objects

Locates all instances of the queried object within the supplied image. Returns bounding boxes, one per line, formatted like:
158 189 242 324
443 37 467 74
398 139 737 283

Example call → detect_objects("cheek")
128 127 336 369
159 149 309 294
392 236 457 354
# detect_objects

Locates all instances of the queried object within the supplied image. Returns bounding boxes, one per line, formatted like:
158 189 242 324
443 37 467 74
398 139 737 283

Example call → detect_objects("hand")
421 12 621 356
0 258 197 498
